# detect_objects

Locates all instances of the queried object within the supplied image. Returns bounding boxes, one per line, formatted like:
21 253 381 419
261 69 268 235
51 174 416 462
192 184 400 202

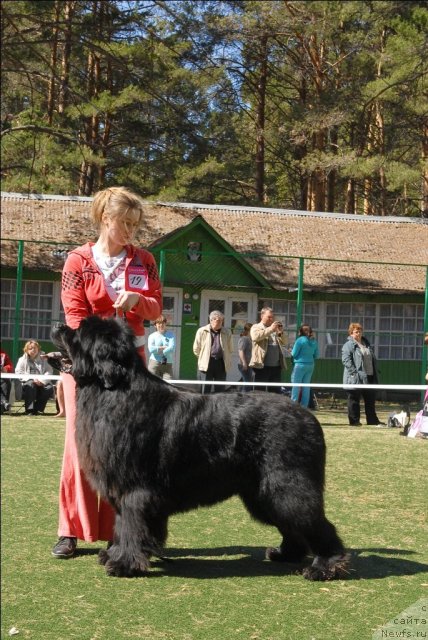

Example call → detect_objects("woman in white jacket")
15 340 54 415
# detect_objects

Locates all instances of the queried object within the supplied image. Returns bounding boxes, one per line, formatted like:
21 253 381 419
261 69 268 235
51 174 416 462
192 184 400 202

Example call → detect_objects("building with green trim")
1 193 427 390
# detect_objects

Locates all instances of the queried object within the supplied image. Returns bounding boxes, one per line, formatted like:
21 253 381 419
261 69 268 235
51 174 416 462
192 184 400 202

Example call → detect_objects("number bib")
126 266 149 291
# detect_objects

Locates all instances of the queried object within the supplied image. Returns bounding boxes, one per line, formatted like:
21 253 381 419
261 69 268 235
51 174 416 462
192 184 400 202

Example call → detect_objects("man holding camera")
250 307 288 392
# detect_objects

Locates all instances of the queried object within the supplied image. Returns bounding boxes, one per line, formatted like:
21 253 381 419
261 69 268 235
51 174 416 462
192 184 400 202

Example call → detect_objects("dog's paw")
104 556 151 577
265 546 306 563
265 546 287 562
302 565 330 581
98 549 110 565
303 553 351 581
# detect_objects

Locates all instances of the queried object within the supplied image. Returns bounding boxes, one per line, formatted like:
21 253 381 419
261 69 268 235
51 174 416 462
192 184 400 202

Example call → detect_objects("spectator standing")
1 348 13 413
193 310 233 394
15 341 54 415
51 186 162 560
238 322 254 391
148 315 176 380
250 307 287 392
342 322 385 427
291 324 319 408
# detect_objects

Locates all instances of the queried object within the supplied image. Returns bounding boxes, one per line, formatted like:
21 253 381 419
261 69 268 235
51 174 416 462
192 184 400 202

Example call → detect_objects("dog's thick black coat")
52 316 348 580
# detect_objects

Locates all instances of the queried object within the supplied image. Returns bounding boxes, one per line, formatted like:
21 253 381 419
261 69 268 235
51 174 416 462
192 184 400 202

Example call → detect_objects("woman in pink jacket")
51 187 162 559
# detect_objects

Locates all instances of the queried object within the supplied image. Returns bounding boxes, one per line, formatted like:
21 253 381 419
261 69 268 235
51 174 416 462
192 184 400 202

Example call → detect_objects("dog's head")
51 316 139 389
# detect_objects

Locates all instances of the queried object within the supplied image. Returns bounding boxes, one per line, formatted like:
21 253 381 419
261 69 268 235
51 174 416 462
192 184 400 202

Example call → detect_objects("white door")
200 290 258 381
147 288 182 379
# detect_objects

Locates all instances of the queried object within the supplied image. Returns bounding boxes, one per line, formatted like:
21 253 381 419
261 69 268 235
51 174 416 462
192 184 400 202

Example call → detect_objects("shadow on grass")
351 547 428 580
75 545 428 581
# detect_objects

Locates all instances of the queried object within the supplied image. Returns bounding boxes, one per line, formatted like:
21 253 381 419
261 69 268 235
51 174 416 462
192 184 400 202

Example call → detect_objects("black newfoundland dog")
52 316 349 580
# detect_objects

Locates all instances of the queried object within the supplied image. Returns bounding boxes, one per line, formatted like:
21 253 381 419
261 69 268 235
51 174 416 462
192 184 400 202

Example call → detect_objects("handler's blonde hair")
91 187 145 229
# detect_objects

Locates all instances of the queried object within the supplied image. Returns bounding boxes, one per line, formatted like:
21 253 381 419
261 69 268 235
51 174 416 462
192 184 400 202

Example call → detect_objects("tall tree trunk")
364 29 387 216
345 179 355 214
79 0 105 195
326 170 335 212
99 58 113 187
255 35 268 204
376 30 387 216
307 130 326 211
363 102 375 215
327 126 338 211
58 0 76 114
78 46 95 196
296 77 308 209
421 119 428 217
300 31 327 211
363 177 373 215
47 1 61 125
345 124 355 213
79 160 88 195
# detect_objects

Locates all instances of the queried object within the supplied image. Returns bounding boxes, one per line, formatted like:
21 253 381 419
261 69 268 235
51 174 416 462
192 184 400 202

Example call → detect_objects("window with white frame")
258 299 321 339
325 302 376 358
324 301 423 359
258 298 297 331
257 299 424 360
378 304 424 360
1 279 64 342
300 302 321 336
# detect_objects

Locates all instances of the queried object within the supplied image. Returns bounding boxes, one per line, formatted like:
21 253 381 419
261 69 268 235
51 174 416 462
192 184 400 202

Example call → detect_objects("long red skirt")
57 373 115 541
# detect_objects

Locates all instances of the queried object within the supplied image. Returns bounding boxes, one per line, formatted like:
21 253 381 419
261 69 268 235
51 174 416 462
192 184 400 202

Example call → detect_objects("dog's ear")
92 340 130 389
95 360 129 389
72 349 96 384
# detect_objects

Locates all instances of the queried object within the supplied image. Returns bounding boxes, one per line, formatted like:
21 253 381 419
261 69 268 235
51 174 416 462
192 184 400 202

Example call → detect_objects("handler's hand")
113 291 140 313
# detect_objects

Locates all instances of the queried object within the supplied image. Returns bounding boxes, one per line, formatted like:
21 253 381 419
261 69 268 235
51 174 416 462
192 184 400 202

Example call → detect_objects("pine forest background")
1 0 427 217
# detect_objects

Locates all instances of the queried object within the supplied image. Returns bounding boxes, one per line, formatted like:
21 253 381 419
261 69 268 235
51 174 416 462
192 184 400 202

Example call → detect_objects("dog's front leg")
98 512 121 567
102 491 167 577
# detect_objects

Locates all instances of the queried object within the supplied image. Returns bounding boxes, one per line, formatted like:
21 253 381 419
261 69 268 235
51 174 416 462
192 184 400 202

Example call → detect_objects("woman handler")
52 187 162 558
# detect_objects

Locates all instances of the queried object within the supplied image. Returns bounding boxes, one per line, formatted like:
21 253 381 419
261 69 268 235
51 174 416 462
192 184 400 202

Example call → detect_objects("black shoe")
51 536 77 558
350 422 362 427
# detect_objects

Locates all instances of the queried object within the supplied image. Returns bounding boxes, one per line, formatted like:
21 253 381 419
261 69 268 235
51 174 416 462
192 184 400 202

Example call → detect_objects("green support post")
12 240 24 364
159 250 166 285
296 257 304 337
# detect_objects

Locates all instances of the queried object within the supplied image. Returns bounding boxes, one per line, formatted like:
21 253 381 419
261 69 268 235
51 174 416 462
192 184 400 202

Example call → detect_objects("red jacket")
61 243 162 347
1 350 14 373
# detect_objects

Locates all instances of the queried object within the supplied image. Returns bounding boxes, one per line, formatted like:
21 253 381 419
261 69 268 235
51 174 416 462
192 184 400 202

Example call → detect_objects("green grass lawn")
1 401 427 640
